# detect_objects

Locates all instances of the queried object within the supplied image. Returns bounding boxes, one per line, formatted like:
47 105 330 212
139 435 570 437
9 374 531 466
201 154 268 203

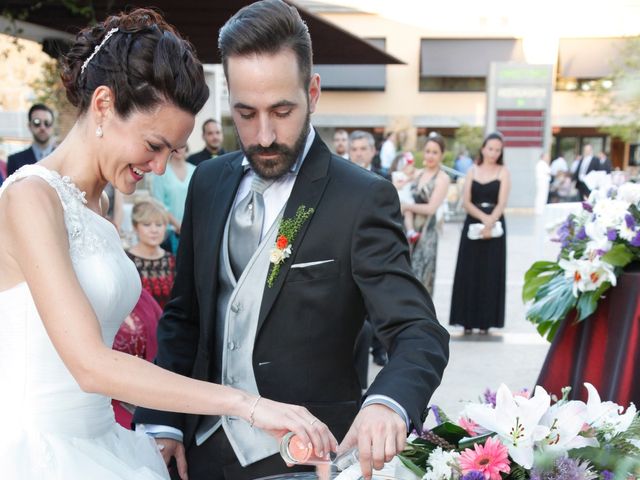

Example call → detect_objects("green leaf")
524 260 562 283
431 422 468 437
526 275 577 341
575 282 612 321
523 261 562 302
546 318 562 341
397 455 427 478
431 422 469 444
601 243 634 267
458 432 493 449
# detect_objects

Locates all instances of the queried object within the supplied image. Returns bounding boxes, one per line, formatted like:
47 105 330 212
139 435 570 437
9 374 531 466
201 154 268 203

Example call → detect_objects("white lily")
559 253 616 297
465 384 551 468
584 383 637 440
539 400 599 453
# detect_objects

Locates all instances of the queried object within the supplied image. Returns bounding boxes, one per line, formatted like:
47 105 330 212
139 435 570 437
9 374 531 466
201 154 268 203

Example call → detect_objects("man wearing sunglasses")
7 103 55 177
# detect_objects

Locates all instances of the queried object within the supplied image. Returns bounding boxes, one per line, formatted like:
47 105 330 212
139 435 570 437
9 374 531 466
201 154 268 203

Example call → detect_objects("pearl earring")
96 125 103 138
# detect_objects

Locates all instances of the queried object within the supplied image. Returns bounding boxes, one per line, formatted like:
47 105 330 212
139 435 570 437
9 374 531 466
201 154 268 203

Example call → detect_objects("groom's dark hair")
218 0 313 90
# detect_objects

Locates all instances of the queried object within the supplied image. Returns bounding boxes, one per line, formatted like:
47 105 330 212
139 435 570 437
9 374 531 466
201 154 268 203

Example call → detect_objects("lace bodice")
0 164 141 437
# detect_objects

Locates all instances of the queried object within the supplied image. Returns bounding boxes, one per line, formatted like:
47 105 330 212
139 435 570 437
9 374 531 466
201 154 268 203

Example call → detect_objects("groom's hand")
337 404 407 480
155 438 188 480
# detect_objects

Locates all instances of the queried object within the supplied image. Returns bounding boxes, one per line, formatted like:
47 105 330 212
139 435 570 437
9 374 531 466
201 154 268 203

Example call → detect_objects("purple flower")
582 202 593 212
606 228 617 241
557 218 575 248
461 471 485 480
631 230 640 247
601 471 613 480
483 389 497 407
430 405 443 425
530 457 596 480
576 226 587 241
625 214 636 229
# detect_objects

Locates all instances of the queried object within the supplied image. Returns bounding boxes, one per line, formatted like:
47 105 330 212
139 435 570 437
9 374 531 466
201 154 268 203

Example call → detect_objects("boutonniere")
267 205 315 287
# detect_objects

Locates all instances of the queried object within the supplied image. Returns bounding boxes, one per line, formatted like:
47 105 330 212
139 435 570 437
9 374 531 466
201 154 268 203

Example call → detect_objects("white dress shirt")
234 128 315 241
578 156 594 181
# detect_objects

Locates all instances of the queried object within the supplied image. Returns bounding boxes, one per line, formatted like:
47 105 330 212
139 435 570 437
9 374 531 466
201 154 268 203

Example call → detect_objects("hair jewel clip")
81 27 119 75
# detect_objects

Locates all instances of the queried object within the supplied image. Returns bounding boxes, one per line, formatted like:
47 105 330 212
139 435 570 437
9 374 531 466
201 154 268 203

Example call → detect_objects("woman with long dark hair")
450 132 511 334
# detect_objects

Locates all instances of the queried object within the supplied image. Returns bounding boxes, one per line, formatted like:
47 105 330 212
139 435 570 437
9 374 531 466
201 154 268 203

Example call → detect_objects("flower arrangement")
267 205 314 287
397 383 639 480
523 183 640 341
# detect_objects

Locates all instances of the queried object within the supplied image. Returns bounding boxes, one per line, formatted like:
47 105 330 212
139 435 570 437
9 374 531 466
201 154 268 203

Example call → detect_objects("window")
420 39 525 92
314 38 386 91
556 38 625 91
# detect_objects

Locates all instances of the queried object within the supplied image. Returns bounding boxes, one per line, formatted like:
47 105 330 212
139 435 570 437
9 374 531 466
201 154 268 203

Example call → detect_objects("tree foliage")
454 125 484 159
30 58 71 116
591 36 640 143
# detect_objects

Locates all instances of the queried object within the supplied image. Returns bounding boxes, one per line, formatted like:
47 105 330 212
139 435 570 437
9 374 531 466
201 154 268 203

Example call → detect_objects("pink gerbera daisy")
458 416 481 436
458 436 511 480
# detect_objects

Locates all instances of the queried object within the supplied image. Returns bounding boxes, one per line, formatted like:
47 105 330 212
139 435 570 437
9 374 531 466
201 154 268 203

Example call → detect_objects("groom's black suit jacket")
134 133 449 447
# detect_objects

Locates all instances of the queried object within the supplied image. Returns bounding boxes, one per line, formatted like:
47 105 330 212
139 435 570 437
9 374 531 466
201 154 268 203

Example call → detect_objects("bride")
0 8 335 479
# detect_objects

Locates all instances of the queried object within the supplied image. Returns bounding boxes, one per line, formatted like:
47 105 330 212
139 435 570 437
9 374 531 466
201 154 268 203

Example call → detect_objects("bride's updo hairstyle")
61 8 208 118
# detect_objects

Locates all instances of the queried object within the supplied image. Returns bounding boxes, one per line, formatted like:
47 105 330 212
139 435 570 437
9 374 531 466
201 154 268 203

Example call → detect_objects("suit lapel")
257 134 332 333
202 154 244 338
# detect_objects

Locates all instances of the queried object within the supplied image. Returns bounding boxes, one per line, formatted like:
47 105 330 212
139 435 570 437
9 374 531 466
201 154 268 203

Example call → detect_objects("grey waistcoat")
195 207 283 466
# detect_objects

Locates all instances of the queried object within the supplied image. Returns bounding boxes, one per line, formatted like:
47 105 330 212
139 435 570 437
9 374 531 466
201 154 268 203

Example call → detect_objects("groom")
134 1 449 479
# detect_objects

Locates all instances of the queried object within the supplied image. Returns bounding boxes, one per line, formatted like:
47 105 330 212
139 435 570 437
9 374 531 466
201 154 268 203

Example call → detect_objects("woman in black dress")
450 132 511 334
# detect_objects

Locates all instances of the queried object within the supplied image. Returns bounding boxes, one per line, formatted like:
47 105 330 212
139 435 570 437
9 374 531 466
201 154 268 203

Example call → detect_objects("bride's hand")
248 396 338 460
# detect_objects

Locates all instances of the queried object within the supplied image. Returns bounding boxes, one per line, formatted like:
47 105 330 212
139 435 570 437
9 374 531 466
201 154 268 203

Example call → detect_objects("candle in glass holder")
279 432 359 470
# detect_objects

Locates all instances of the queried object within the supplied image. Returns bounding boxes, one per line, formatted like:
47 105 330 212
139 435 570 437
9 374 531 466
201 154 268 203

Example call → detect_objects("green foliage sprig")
266 205 314 288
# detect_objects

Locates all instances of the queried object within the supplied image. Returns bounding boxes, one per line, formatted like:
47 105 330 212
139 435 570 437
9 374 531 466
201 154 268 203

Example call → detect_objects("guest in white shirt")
535 153 551 214
550 155 568 178
572 144 600 199
379 131 397 174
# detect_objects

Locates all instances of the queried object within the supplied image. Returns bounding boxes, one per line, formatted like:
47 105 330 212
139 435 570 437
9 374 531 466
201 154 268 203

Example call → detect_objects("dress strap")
0 164 87 211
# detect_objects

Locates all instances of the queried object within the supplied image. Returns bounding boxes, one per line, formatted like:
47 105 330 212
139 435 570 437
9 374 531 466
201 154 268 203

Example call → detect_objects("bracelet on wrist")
249 395 261 428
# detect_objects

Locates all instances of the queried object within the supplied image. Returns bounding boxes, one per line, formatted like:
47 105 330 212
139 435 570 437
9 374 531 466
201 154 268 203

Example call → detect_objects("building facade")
296 0 639 175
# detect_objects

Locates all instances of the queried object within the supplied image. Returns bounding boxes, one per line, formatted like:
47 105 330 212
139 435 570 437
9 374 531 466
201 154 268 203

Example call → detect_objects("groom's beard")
238 111 310 180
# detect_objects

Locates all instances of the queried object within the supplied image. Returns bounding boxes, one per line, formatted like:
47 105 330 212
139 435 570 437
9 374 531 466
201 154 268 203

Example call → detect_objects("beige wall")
314 13 503 130
310 8 634 148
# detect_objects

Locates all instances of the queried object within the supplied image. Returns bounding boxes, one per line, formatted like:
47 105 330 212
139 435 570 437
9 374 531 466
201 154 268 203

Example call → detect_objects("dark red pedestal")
536 264 640 407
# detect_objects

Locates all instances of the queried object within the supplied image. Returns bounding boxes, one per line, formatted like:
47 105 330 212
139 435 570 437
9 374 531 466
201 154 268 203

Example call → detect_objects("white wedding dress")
0 165 169 479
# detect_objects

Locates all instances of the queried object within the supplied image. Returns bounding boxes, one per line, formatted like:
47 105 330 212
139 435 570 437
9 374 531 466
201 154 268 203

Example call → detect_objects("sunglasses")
30 118 53 128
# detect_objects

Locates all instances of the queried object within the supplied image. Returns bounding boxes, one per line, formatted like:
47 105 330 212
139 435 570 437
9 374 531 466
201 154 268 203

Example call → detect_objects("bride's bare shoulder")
0 176 68 289
1 176 67 246
1 175 64 217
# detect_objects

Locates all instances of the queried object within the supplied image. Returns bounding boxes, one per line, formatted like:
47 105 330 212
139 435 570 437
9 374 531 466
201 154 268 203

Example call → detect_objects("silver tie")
229 175 273 278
